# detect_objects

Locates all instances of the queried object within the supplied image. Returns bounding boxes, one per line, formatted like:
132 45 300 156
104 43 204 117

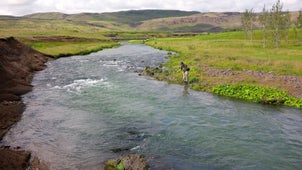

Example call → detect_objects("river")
2 43 302 169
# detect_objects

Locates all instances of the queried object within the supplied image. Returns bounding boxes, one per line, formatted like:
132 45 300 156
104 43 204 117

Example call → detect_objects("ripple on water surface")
2 43 302 170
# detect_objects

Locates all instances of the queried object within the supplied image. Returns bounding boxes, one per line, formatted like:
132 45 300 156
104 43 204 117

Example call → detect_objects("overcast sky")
0 0 301 16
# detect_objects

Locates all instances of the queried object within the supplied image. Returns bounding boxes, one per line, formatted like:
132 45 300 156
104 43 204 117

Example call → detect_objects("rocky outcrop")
0 37 50 97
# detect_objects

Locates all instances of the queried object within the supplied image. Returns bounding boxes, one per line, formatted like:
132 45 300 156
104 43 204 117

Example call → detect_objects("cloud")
6 0 36 5
0 0 301 16
0 0 37 15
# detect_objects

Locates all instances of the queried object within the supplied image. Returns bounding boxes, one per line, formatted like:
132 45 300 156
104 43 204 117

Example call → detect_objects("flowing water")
2 43 302 169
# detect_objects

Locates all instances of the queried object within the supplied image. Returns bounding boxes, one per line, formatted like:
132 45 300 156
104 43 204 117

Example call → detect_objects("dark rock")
110 147 130 153
259 99 285 105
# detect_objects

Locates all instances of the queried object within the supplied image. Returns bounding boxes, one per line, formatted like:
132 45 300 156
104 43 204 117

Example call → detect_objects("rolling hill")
0 10 241 34
0 9 300 39
24 10 200 24
137 12 242 32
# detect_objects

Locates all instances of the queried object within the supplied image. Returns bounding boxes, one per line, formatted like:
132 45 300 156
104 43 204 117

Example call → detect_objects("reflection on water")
183 84 190 96
2 43 302 170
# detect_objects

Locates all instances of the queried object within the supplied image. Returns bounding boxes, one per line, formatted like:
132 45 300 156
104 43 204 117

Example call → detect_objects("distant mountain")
20 10 203 31
18 10 238 32
24 10 200 24
0 15 22 20
138 12 242 32
94 10 200 26
24 12 68 20
1 10 300 33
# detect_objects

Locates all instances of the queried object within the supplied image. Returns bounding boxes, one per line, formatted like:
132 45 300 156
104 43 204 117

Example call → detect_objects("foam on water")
52 78 109 93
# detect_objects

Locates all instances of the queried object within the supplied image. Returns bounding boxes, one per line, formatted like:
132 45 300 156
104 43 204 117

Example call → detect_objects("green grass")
145 30 302 108
28 41 118 58
0 18 114 40
146 30 302 76
0 18 121 58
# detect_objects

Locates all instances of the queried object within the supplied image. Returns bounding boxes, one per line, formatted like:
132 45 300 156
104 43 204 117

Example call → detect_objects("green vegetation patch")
212 84 302 108
29 41 117 58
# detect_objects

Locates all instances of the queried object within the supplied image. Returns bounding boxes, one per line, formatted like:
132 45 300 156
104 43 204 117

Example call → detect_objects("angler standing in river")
180 61 190 84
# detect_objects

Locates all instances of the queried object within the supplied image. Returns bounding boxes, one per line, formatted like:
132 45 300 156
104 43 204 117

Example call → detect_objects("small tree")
296 10 302 28
269 0 283 48
294 10 302 39
282 11 291 43
259 5 269 48
242 9 250 39
241 9 255 43
293 24 298 40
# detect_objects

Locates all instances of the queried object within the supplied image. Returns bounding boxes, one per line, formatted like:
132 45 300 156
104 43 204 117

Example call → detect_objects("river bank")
144 35 302 108
0 37 51 169
1 41 301 169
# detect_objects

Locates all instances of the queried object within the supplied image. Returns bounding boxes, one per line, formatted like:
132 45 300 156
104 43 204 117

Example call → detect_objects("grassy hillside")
0 10 205 39
2 10 301 34
24 10 200 27
1 10 239 34
138 12 241 32
25 10 199 21
97 10 199 26
24 12 68 20
0 18 110 38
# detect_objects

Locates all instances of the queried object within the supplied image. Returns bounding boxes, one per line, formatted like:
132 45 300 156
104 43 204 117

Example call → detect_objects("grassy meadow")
146 31 302 76
145 30 302 108
0 18 120 57
28 41 117 58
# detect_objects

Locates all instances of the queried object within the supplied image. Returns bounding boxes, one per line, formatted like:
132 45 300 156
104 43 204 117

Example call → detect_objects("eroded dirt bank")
0 37 51 170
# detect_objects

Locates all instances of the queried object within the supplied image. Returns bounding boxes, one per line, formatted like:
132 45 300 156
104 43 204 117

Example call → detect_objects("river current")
2 43 302 169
